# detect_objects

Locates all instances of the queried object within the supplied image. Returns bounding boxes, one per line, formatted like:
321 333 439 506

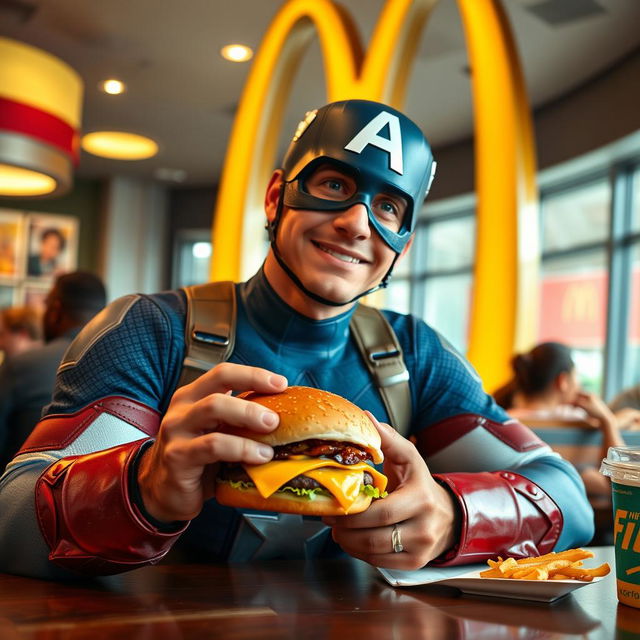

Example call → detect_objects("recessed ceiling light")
0 164 56 196
220 44 253 62
100 79 126 95
81 131 158 160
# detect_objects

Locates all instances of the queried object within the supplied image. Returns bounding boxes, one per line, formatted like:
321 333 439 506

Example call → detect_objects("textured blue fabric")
49 292 184 415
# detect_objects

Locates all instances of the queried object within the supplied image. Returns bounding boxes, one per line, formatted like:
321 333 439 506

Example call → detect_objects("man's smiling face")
264 164 411 318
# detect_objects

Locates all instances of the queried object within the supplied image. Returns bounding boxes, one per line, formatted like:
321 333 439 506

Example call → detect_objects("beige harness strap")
350 304 412 436
177 281 236 387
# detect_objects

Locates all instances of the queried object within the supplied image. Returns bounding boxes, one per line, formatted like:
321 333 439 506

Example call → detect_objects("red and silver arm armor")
18 396 187 575
416 414 566 566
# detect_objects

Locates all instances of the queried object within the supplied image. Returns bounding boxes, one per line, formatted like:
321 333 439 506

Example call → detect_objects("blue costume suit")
0 269 594 578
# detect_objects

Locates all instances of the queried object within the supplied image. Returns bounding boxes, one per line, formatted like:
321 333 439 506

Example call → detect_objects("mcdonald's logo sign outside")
540 273 606 348
539 269 640 348
210 0 540 391
562 282 599 326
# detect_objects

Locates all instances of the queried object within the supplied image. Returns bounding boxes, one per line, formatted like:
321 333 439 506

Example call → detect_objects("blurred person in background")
609 383 640 422
0 306 42 362
0 271 106 470
493 341 630 498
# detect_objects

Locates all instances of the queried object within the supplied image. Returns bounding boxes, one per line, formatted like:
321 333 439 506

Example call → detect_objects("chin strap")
267 184 399 308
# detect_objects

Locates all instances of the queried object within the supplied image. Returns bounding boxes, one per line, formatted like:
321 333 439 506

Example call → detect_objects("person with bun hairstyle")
494 341 625 497
0 100 593 579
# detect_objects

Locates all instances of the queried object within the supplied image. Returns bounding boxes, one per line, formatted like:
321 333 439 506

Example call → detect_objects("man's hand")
137 362 287 523
323 414 459 570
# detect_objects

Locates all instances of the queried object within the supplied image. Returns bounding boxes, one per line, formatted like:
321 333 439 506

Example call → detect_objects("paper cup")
601 447 640 608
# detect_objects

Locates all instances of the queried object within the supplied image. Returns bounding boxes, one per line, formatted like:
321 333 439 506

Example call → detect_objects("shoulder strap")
178 281 236 387
350 305 412 436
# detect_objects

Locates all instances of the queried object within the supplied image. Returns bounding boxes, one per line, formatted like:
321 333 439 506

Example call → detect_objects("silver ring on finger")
391 523 404 553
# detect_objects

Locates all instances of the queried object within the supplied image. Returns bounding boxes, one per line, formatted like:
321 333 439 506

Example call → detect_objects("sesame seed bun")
240 386 383 464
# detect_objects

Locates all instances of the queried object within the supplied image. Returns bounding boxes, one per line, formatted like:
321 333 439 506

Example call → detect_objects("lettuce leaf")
224 479 387 500
227 480 255 491
362 484 388 499
279 486 331 500
224 479 329 500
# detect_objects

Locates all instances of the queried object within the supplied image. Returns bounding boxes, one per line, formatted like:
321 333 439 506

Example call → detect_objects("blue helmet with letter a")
279 99 436 253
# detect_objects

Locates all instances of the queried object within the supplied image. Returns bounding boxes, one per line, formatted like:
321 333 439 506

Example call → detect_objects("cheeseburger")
215 386 388 516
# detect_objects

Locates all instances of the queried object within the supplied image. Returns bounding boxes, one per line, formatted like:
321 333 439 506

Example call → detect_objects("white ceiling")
2 0 639 187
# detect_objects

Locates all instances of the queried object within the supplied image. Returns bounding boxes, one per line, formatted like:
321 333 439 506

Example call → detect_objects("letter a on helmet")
344 111 404 175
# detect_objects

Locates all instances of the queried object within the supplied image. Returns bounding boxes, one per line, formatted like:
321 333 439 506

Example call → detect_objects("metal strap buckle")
368 347 400 364
192 330 230 347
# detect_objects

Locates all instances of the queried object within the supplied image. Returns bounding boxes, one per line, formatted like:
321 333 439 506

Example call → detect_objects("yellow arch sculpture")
211 0 539 391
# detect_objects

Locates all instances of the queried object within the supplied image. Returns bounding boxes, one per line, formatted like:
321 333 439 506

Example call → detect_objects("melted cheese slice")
305 466 364 513
243 458 387 513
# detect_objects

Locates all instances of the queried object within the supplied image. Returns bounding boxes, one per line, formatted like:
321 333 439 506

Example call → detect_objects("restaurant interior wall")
430 47 640 201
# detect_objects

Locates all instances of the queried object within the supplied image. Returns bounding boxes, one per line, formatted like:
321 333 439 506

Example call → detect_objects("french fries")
480 548 611 582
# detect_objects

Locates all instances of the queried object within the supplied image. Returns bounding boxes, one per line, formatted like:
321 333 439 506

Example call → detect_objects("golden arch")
211 0 539 391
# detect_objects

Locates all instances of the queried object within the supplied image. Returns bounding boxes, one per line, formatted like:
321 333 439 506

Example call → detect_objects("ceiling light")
81 131 158 160
0 164 56 196
220 44 253 62
0 37 83 197
101 79 125 95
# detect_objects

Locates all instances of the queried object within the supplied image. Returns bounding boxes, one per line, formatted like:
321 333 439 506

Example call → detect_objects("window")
402 207 476 353
538 178 612 392
538 250 609 393
633 169 640 233
625 167 640 388
412 134 640 399
541 179 610 251
627 243 640 387
172 230 212 289
422 216 475 271
422 273 473 354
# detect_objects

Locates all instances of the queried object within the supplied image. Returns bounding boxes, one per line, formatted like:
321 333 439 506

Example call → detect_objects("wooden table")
0 546 632 639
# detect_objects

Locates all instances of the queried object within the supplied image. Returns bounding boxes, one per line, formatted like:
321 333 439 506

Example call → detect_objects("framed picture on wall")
25 213 78 280
0 209 26 280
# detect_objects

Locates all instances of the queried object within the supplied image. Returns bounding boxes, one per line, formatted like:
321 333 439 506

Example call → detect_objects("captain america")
0 100 593 579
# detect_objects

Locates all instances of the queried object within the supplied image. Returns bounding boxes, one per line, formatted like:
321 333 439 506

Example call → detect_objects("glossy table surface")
0 546 635 639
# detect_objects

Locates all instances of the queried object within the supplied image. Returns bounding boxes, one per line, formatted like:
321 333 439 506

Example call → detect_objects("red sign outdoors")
538 268 640 348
